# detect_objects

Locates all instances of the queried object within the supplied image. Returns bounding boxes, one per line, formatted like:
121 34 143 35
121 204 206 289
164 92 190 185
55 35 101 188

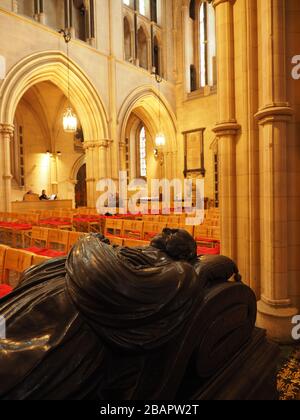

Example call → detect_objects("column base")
257 300 298 344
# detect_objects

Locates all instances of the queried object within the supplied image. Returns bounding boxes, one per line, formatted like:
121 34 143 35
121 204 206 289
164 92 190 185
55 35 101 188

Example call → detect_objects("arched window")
187 0 216 92
139 0 150 18
124 17 132 62
139 126 147 178
199 1 216 87
137 26 148 70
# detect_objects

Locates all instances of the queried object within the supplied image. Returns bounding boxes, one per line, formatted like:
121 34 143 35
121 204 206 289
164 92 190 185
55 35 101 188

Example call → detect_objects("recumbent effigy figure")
0 229 258 400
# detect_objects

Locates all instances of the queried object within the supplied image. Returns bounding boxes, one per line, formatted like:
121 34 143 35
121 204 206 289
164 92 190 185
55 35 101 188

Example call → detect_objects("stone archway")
0 51 109 210
118 86 178 180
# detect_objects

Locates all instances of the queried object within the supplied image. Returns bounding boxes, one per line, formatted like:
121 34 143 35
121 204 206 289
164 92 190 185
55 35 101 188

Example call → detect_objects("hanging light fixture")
59 29 78 133
152 67 166 148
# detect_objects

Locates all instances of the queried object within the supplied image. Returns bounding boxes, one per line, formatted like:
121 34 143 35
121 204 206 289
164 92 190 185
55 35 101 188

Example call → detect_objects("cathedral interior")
0 0 300 401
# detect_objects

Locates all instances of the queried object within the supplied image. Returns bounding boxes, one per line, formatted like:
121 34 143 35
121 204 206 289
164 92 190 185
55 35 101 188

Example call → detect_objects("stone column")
84 140 111 208
255 0 297 342
119 141 127 173
0 124 14 212
212 0 240 261
84 142 97 208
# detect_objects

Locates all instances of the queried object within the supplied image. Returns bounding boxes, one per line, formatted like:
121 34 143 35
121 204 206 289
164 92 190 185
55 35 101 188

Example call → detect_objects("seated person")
39 190 49 201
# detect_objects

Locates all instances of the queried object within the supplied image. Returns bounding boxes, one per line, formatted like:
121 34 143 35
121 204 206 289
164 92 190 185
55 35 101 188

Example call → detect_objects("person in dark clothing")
39 190 49 201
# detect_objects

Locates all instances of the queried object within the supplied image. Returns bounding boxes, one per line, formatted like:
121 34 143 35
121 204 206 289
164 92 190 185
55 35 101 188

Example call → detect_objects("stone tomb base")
180 329 280 401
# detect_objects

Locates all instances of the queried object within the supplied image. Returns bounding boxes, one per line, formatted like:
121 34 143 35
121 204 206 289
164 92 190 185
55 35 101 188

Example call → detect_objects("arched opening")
75 163 87 208
124 17 132 62
118 87 178 184
124 112 159 184
11 81 85 205
137 26 148 70
0 51 108 210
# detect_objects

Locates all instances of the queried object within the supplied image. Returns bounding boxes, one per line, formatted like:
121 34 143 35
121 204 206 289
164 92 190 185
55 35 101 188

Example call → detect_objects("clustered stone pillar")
212 0 240 261
255 0 298 342
84 140 111 208
119 141 127 174
0 124 14 212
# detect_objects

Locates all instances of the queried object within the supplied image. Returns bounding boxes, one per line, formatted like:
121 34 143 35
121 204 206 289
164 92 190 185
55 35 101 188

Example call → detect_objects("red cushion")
25 247 48 254
0 284 12 298
10 224 32 230
196 237 221 244
38 249 66 258
197 246 220 256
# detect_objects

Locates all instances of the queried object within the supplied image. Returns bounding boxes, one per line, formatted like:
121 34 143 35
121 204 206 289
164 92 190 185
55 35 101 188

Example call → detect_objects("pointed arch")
118 86 177 154
0 51 109 142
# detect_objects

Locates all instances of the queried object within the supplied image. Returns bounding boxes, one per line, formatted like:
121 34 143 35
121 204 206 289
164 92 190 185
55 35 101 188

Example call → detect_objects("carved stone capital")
119 141 127 150
83 139 112 150
0 124 14 137
213 121 241 137
212 0 236 8
255 105 294 126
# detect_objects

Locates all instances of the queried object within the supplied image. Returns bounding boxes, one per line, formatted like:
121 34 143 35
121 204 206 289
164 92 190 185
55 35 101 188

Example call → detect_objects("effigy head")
151 228 197 262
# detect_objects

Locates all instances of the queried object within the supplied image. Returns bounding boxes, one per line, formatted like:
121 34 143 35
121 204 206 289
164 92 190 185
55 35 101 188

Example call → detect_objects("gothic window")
137 26 148 70
139 0 150 18
139 126 147 178
188 0 216 92
199 1 216 87
124 17 133 62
